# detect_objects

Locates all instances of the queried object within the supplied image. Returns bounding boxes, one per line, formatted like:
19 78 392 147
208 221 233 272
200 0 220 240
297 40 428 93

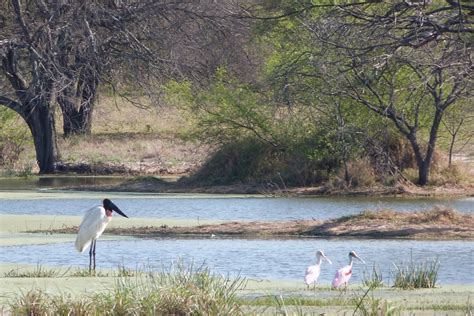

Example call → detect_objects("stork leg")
89 240 94 274
92 240 97 272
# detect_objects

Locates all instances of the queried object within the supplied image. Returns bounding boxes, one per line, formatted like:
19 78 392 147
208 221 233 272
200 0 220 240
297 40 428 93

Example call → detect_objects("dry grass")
1 95 211 175
311 206 474 239
39 207 474 240
55 96 210 175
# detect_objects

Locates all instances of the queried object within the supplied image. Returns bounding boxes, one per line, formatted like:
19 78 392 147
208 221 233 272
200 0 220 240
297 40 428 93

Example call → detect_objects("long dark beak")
110 201 128 218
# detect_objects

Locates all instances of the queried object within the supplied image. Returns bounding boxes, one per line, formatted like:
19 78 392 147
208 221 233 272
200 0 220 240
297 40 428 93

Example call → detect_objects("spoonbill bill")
332 251 365 289
304 250 332 289
75 199 128 272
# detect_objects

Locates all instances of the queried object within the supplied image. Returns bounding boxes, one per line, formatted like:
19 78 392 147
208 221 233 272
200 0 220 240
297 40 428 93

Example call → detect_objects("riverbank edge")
64 177 474 198
18 207 474 241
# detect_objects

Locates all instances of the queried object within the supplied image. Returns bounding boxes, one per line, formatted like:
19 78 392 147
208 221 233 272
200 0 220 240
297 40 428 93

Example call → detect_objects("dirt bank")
66 175 474 197
34 207 474 240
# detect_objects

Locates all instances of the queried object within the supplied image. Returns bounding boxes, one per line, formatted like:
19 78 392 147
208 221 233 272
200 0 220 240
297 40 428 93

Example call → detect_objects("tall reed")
362 264 384 288
392 258 439 289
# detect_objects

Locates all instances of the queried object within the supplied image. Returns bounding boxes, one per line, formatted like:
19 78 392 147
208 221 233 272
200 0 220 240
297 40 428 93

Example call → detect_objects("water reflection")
1 238 472 285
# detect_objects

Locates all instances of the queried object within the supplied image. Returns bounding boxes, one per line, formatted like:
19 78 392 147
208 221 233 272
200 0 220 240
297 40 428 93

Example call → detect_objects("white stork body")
304 250 332 289
75 199 128 273
75 205 111 253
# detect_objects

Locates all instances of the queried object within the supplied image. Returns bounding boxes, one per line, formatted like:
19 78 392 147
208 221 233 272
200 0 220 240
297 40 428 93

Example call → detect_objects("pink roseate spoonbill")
332 251 365 289
75 199 128 272
304 250 332 289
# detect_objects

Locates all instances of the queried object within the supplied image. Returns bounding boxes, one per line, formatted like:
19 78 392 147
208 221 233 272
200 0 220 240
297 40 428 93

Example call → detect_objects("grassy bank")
0 264 472 315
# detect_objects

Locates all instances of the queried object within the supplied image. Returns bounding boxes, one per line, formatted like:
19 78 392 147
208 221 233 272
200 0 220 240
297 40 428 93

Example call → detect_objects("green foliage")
167 71 279 146
0 107 32 173
362 264 384 289
183 137 337 187
353 285 402 316
393 259 439 289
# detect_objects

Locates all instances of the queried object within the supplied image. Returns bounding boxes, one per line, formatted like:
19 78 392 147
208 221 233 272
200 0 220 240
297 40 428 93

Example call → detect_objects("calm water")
0 192 472 220
0 238 472 285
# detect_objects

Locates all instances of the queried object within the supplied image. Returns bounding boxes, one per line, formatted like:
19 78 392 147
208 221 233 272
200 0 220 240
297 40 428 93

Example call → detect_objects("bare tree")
1 0 251 173
442 101 474 167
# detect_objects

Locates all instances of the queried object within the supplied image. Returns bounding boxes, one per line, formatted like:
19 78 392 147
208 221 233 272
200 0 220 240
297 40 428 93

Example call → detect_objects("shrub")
183 137 337 187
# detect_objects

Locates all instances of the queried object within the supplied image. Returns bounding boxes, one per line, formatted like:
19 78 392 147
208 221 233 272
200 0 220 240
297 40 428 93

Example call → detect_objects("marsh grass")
354 295 401 316
3 264 68 278
69 268 109 277
392 258 439 289
352 285 401 316
241 295 350 307
7 262 245 315
362 264 384 288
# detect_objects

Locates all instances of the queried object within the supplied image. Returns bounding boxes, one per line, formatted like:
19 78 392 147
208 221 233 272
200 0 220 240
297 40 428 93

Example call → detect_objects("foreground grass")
1 264 472 315
6 263 245 315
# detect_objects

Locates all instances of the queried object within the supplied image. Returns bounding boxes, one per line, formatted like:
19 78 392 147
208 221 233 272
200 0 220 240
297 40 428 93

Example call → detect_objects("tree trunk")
59 70 98 137
61 100 94 136
417 161 429 186
24 100 58 173
406 133 428 186
448 133 455 167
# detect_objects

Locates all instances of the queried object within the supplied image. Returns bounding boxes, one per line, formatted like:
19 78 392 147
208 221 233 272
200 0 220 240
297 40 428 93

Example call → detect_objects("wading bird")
332 251 365 289
75 199 128 272
304 250 332 289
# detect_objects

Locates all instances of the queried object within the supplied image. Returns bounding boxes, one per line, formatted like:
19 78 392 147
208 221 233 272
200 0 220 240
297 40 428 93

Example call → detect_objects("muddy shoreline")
31 207 474 240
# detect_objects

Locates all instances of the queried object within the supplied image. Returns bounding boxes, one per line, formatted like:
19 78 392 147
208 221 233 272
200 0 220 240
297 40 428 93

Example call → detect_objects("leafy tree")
249 0 473 185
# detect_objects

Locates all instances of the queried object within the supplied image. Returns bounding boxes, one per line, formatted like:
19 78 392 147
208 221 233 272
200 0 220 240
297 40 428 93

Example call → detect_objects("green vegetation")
362 264 384 289
2 2 472 188
353 285 401 316
1 262 471 315
240 295 350 307
0 108 34 176
7 263 245 315
3 265 67 278
393 259 440 289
